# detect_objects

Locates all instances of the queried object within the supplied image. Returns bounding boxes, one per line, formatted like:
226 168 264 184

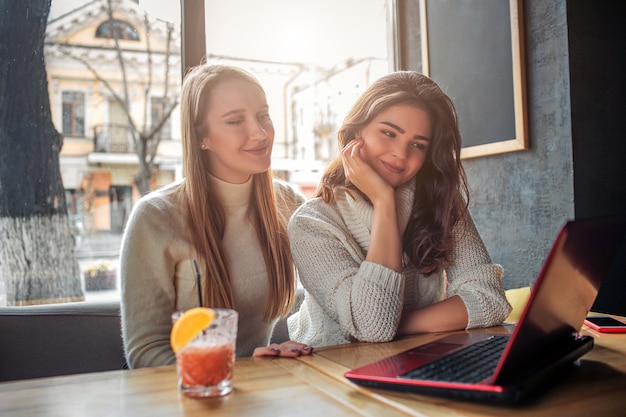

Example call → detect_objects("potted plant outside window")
83 260 116 291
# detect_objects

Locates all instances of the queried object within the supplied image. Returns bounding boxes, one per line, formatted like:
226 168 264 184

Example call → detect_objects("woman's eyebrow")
221 104 270 118
380 121 430 141
221 108 244 118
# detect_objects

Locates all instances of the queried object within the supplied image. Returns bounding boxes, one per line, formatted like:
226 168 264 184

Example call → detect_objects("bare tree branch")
50 0 180 195
141 11 152 135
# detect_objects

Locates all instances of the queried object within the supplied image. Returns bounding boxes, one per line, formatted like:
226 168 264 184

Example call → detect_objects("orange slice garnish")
170 307 216 353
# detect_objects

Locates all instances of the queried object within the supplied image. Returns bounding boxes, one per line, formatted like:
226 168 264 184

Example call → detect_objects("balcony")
93 124 135 154
93 124 163 156
89 123 181 168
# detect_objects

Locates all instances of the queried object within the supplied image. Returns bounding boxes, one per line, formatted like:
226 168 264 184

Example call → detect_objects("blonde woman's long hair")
317 71 469 275
179 64 295 320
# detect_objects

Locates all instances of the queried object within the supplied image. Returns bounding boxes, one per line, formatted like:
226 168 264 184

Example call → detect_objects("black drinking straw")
192 259 203 307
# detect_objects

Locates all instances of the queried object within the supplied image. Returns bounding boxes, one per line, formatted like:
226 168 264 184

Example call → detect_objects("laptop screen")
494 216 626 382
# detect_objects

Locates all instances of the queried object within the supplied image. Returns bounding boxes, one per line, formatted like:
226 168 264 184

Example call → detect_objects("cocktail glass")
172 308 238 398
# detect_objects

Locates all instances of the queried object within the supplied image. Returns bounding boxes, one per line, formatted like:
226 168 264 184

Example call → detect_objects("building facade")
45 0 182 234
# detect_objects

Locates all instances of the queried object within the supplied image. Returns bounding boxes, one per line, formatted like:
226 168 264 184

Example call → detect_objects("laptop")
344 216 626 404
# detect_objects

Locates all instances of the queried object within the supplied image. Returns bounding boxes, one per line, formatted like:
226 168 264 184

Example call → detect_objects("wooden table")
1 325 625 416
301 324 626 417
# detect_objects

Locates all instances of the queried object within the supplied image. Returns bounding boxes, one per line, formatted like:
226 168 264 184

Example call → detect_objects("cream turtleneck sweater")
120 176 304 368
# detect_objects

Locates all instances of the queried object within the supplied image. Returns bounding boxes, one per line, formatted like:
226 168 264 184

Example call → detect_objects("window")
151 97 171 141
62 91 85 137
95 19 139 41
2 0 388 306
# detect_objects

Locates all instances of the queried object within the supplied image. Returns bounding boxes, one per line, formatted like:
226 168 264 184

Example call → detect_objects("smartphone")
584 316 626 333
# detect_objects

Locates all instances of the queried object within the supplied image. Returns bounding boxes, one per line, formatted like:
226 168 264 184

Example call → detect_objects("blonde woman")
121 64 311 368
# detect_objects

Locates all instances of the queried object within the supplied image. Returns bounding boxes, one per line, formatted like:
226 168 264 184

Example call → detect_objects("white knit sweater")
120 176 304 368
287 182 511 347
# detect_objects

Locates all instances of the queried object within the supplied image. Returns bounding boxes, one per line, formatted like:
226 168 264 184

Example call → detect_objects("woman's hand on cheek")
342 139 393 203
252 341 314 358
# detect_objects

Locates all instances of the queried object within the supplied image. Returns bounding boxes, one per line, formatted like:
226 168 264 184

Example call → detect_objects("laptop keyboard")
400 335 509 384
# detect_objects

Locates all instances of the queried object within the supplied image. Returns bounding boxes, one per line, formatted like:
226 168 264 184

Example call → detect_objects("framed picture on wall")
419 0 528 159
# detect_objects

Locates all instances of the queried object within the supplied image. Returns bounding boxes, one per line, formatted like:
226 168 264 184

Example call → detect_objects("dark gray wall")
464 1 575 290
398 0 575 289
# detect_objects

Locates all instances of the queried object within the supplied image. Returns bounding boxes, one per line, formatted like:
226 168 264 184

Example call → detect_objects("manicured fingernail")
302 346 313 351
290 348 301 353
271 348 281 353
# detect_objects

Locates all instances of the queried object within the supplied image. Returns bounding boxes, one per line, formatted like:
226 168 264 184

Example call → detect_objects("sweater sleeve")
445 212 512 329
120 194 180 368
288 201 405 343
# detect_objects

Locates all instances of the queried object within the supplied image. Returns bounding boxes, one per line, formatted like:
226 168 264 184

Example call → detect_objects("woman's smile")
244 143 269 156
380 160 405 174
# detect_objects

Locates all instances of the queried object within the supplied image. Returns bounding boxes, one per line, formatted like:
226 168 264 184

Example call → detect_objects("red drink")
177 343 234 387
172 308 238 398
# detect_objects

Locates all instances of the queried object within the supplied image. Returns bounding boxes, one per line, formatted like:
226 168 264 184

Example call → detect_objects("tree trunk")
0 0 84 305
133 134 152 196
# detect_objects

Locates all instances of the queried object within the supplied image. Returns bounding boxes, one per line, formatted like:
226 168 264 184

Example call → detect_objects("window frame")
95 19 140 41
150 96 172 141
61 90 87 138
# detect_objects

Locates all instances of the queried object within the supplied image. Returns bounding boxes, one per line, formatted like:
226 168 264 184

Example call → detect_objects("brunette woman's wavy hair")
316 71 469 275
178 64 295 320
